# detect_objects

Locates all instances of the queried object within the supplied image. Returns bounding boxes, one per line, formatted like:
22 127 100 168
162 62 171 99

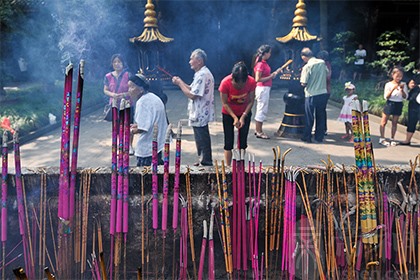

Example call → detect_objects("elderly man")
172 49 215 166
300 47 329 143
129 74 168 166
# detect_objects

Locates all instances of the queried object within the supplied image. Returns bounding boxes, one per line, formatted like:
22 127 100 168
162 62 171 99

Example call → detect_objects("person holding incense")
103 54 133 108
252 44 281 139
172 48 215 167
129 74 168 166
103 54 136 154
219 61 256 166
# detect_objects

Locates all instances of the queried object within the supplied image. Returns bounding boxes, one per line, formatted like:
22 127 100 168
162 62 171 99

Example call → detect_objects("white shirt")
188 66 215 127
134 92 168 157
354 49 366 65
384 81 408 102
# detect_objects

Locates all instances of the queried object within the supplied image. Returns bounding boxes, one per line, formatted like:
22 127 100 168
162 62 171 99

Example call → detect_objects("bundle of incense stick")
161 124 172 278
14 129 35 279
352 100 378 245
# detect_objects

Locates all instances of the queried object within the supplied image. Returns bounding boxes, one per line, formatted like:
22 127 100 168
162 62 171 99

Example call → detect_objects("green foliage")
370 31 416 74
330 31 356 69
0 80 103 137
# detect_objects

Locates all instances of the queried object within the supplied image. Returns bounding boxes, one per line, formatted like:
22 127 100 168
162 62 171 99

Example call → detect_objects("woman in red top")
253 45 281 139
219 61 256 166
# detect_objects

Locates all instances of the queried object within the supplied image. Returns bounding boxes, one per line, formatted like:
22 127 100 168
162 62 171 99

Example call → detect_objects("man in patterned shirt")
172 49 215 166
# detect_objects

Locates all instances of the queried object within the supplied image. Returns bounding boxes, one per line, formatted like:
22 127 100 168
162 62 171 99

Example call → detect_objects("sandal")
379 138 390 147
256 132 270 139
390 140 398 146
341 134 350 139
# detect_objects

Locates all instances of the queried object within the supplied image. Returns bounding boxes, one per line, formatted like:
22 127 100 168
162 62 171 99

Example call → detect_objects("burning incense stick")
157 66 174 78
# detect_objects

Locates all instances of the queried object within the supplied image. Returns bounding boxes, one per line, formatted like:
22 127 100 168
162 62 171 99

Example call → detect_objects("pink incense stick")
253 161 262 279
179 198 188 280
116 100 125 233
152 124 159 231
59 63 73 220
162 125 172 233
247 154 253 265
240 150 247 272
383 193 390 260
157 66 174 79
355 237 363 271
109 99 118 280
110 98 118 236
69 60 84 222
208 210 215 280
122 101 130 233
231 150 238 270
1 131 8 244
197 220 207 280
172 122 182 231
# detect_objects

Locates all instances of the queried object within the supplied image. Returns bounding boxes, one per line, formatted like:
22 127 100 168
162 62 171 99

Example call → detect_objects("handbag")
103 104 112 121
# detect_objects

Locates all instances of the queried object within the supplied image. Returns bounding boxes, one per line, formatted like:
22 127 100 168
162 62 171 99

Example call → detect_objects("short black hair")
129 74 150 91
231 61 248 83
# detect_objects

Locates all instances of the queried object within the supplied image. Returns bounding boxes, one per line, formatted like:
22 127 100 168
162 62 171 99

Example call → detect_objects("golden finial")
276 0 319 43
129 0 173 43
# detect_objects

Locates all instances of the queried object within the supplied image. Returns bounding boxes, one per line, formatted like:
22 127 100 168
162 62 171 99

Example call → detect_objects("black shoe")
301 137 312 143
313 139 323 143
400 142 411 146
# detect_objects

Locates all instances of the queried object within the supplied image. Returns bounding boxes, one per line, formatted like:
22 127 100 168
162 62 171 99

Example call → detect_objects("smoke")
13 0 142 81
9 0 326 83
159 0 294 81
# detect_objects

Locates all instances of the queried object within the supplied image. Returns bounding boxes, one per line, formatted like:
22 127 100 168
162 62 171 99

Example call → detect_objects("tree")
330 31 356 81
370 30 416 76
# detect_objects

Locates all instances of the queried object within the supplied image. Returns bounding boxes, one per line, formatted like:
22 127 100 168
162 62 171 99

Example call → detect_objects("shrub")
369 30 416 75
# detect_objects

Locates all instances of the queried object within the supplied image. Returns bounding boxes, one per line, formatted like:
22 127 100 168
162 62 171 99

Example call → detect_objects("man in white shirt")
353 44 367 81
129 74 168 166
172 49 215 166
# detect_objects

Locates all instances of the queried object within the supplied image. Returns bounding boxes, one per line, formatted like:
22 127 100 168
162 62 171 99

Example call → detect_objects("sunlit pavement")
8 87 420 173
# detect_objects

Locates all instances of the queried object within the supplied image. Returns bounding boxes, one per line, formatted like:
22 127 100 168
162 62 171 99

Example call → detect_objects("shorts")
383 100 403 116
254 86 271 122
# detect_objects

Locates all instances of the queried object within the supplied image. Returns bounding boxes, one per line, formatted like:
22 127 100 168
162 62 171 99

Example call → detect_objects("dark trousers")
303 94 329 142
192 125 213 166
136 151 163 167
222 113 251 150
407 107 420 133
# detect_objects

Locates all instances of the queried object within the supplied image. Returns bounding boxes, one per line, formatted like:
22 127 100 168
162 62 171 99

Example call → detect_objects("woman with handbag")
103 53 135 153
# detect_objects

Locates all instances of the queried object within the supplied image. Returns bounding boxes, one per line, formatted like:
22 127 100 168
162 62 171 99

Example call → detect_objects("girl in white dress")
338 82 358 140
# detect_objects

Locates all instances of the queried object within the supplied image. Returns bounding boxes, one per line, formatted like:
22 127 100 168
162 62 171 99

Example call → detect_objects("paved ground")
7 87 420 173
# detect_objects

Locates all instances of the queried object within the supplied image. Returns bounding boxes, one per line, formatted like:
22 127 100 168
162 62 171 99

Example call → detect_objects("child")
338 82 358 140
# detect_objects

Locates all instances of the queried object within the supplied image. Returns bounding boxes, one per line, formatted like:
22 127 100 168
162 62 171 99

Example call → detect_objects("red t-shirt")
254 60 272 87
218 74 256 116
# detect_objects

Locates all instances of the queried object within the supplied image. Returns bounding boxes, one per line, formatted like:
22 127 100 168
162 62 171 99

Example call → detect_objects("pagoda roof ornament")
276 0 319 43
129 0 173 43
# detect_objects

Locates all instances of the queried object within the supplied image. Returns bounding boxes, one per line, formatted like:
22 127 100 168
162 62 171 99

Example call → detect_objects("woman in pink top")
253 45 281 139
219 62 256 166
